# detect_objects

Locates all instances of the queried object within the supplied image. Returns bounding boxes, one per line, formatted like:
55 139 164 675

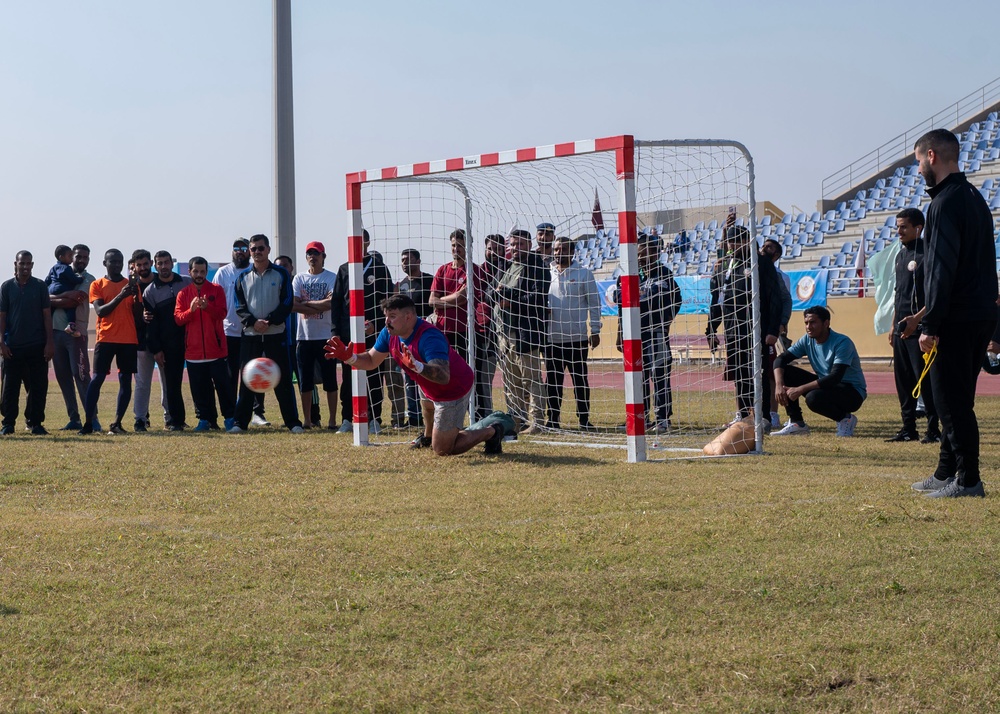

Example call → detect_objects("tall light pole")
273 0 297 259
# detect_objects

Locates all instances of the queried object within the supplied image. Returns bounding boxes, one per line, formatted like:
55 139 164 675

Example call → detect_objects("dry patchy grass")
1 388 1000 712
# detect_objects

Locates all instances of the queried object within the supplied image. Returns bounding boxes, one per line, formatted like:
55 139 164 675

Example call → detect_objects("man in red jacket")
174 256 236 431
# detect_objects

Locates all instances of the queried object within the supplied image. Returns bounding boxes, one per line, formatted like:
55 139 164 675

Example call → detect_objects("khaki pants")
498 333 545 426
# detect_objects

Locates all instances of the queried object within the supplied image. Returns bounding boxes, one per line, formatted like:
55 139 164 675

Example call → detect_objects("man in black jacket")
706 224 784 426
143 250 191 430
496 229 550 434
330 229 395 433
614 232 681 433
887 208 939 444
911 129 997 498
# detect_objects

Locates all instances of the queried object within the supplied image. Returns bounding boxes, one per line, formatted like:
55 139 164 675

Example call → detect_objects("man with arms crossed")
911 129 997 498
292 241 338 429
325 294 513 456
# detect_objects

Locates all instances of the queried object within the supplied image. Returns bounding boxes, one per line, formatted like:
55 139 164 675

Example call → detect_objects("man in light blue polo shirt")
772 305 867 437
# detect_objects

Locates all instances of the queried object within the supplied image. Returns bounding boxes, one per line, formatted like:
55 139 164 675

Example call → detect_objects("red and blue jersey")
374 318 473 402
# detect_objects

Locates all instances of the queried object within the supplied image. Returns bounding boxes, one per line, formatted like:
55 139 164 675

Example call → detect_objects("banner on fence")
597 269 828 317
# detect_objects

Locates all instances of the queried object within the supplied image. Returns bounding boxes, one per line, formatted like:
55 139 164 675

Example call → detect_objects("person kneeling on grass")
324 293 514 456
772 305 867 437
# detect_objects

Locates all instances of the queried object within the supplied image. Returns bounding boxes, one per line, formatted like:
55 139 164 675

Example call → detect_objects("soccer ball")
242 357 281 393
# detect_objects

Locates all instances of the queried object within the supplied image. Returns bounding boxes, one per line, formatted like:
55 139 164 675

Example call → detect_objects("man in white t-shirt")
212 237 268 425
292 241 338 429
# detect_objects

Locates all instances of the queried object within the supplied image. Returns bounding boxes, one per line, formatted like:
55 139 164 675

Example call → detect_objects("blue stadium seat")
812 232 824 247
894 196 907 209
973 149 985 161
903 175 916 187
889 176 902 188
840 241 853 253
707 220 717 231
791 244 802 258
783 235 794 248
824 210 837 221
834 254 847 267
875 178 886 189
810 212 820 222
873 238 885 253
893 167 905 178
781 213 792 224
865 199 876 211
775 223 786 236
990 193 1000 210
818 220 830 232
878 198 891 211
878 226 892 241
695 221 704 231
834 219 845 232
906 164 920 176
836 202 847 212
989 148 1000 161
818 255 831 268
907 194 922 209
969 159 981 172
850 199 861 212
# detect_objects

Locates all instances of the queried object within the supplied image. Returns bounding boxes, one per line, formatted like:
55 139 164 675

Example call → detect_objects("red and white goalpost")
345 135 763 462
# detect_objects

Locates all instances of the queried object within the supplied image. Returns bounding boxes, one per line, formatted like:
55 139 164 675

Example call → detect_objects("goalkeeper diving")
325 293 515 455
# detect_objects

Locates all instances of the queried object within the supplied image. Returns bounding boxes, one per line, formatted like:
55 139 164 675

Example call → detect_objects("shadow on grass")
495 452 604 467
1 604 20 616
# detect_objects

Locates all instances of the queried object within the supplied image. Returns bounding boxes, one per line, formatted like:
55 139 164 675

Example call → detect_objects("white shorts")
423 388 471 433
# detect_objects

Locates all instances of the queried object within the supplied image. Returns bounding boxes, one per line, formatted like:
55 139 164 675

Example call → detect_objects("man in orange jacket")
174 256 236 431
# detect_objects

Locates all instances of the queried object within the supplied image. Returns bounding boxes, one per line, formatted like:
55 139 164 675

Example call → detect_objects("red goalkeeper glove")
324 336 356 364
398 344 424 374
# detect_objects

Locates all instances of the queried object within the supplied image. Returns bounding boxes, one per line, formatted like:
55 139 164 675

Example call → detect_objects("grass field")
2 387 999 712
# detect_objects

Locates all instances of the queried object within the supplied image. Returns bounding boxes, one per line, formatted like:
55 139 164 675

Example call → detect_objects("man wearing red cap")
292 241 338 429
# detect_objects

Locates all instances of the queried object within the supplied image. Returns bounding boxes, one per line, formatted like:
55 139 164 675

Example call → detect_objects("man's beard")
920 159 937 188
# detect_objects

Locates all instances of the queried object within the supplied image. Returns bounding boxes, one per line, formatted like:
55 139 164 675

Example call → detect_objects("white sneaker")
836 414 858 437
368 420 381 435
336 420 353 434
290 425 304 434
251 414 270 427
226 425 243 434
772 421 810 436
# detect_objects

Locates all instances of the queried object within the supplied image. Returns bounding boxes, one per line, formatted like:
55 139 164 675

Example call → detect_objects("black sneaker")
885 429 919 442
30 425 49 435
108 423 128 435
921 429 942 444
0 425 14 435
410 434 432 449
166 424 185 432
483 424 504 455
133 420 148 433
77 423 94 435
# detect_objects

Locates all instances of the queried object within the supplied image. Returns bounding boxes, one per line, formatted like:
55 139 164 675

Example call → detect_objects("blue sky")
1 0 995 274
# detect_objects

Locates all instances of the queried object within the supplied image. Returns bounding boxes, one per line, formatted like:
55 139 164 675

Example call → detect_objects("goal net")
345 136 763 461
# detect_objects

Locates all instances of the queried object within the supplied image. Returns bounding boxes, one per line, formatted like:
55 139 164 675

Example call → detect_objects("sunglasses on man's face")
233 246 249 253
250 246 267 253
